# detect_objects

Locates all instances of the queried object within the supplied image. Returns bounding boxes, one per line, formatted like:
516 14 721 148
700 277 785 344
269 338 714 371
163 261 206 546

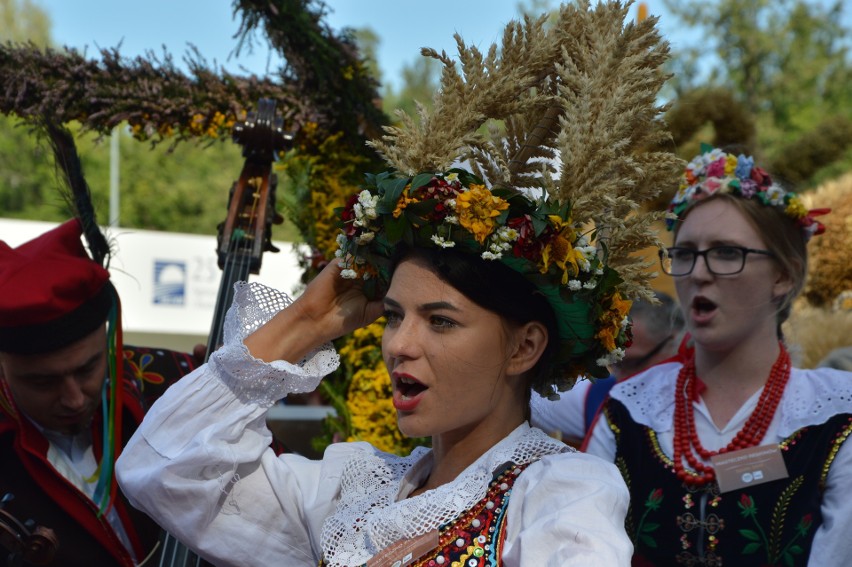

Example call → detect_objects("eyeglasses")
659 246 775 277
612 335 672 375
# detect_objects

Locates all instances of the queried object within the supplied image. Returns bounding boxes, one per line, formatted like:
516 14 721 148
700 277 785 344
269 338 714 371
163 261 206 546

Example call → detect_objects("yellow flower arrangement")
275 124 422 456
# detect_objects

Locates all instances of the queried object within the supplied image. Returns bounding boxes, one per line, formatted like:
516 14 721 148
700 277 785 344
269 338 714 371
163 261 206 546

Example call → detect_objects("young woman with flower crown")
115 1 682 565
115 169 638 567
584 145 852 567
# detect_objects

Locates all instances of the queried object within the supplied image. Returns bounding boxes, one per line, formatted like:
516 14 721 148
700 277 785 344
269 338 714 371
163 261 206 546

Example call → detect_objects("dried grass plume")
369 0 683 301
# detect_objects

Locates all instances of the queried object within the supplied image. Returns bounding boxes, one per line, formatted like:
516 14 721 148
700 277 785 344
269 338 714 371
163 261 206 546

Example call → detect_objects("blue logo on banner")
153 260 186 305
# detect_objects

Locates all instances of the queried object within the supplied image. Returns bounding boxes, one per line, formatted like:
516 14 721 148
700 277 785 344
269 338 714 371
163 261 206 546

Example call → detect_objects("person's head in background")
818 346 852 372
0 219 114 435
609 291 685 380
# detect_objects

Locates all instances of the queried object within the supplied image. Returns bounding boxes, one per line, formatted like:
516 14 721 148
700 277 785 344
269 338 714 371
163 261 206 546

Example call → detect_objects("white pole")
109 126 120 227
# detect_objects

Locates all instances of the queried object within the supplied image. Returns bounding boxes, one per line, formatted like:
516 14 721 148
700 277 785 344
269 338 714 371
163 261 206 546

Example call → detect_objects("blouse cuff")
209 281 340 405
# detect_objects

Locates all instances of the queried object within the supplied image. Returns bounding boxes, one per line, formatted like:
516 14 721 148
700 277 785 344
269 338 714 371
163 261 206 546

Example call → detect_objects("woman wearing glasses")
584 146 852 566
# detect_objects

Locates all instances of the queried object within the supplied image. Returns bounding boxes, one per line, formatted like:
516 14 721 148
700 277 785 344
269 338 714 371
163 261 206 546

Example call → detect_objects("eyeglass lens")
662 247 747 276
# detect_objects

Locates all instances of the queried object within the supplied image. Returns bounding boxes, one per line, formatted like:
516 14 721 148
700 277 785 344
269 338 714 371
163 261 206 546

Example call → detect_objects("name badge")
710 444 789 493
366 530 440 567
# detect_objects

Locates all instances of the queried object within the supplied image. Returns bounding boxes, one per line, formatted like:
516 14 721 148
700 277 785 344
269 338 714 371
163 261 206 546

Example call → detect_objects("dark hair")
630 291 685 343
390 246 559 394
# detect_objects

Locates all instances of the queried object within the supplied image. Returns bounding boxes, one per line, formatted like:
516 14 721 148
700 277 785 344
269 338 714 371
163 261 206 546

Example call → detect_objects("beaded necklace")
672 344 792 486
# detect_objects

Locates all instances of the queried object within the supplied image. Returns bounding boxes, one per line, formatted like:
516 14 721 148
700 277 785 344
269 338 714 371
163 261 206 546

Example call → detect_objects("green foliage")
0 0 385 241
0 0 51 45
660 0 852 175
351 27 381 84
770 117 852 188
232 0 388 150
0 117 302 239
381 56 440 118
0 115 58 218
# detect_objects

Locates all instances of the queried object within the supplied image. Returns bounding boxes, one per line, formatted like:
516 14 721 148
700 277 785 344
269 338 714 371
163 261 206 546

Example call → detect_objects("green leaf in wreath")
641 522 660 533
530 212 550 236
382 177 409 203
739 529 760 542
410 173 434 191
384 215 406 243
405 198 440 218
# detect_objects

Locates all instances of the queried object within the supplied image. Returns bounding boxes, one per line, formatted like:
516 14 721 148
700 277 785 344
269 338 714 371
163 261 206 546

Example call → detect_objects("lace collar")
609 364 852 438
319 422 569 566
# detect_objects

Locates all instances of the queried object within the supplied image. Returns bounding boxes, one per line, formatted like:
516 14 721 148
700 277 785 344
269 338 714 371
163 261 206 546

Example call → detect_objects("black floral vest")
605 399 852 566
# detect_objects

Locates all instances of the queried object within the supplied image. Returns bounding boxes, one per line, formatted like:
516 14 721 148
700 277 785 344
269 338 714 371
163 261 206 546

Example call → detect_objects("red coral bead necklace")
672 343 792 486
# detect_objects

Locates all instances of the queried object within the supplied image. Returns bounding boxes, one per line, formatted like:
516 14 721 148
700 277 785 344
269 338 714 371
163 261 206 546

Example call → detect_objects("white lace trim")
209 281 340 405
610 364 852 437
319 423 570 566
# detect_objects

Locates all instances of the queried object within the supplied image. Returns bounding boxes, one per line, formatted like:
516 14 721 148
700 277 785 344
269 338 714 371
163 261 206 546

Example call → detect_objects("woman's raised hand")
244 259 385 363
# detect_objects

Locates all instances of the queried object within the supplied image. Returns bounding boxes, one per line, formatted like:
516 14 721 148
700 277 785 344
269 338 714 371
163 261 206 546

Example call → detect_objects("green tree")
0 0 50 45
0 0 302 239
660 0 852 186
351 27 381 84
381 56 439 118
661 0 852 137
349 25 440 120
0 0 53 218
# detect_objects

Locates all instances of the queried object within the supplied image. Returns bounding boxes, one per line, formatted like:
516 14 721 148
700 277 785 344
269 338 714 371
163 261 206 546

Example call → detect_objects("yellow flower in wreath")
596 292 632 352
455 185 509 244
393 190 419 219
540 215 584 284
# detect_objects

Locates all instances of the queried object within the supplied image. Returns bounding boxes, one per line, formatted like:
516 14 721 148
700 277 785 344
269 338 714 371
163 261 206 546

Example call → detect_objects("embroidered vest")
605 399 852 567
320 461 529 567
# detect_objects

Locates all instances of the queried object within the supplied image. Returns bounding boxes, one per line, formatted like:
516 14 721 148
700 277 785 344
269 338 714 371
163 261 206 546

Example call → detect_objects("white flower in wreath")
356 232 376 245
430 234 455 248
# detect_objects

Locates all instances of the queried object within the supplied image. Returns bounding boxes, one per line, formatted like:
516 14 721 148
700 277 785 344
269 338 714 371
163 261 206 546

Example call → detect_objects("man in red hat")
0 219 200 566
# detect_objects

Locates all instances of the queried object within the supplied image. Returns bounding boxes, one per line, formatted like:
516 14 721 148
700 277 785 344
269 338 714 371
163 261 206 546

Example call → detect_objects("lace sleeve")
209 281 340 405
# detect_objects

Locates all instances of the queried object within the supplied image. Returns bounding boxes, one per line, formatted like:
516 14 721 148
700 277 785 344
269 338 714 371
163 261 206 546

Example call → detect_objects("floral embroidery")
124 349 165 386
737 484 812 565
635 488 664 549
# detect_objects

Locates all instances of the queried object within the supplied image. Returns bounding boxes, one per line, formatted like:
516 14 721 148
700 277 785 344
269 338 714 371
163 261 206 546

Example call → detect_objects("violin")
0 493 58 566
158 98 293 567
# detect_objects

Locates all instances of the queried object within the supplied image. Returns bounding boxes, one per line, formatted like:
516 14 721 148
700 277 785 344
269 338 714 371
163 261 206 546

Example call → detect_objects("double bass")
0 493 58 566
158 98 293 567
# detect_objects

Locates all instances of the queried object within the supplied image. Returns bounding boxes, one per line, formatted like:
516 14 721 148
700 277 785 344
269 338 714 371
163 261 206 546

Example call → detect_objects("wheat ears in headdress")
369 0 682 302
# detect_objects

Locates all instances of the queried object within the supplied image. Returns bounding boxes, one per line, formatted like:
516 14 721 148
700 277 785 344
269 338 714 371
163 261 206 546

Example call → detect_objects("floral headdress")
666 144 829 241
337 0 683 396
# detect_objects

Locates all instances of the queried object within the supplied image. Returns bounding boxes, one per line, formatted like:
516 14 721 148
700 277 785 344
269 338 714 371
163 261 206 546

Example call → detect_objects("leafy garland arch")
0 0 420 454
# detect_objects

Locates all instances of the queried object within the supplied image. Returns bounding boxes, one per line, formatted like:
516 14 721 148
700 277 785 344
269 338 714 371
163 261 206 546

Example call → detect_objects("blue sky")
28 0 852 92
33 0 675 91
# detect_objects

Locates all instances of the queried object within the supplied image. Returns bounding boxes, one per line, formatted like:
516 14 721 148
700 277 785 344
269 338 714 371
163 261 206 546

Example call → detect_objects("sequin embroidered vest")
320 461 529 567
605 399 852 567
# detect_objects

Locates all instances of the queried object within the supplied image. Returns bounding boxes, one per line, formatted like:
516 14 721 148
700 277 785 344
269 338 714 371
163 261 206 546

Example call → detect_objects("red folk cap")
0 219 113 354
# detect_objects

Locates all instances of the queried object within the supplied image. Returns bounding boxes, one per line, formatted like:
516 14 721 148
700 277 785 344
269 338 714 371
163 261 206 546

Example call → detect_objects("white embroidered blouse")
116 282 633 566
